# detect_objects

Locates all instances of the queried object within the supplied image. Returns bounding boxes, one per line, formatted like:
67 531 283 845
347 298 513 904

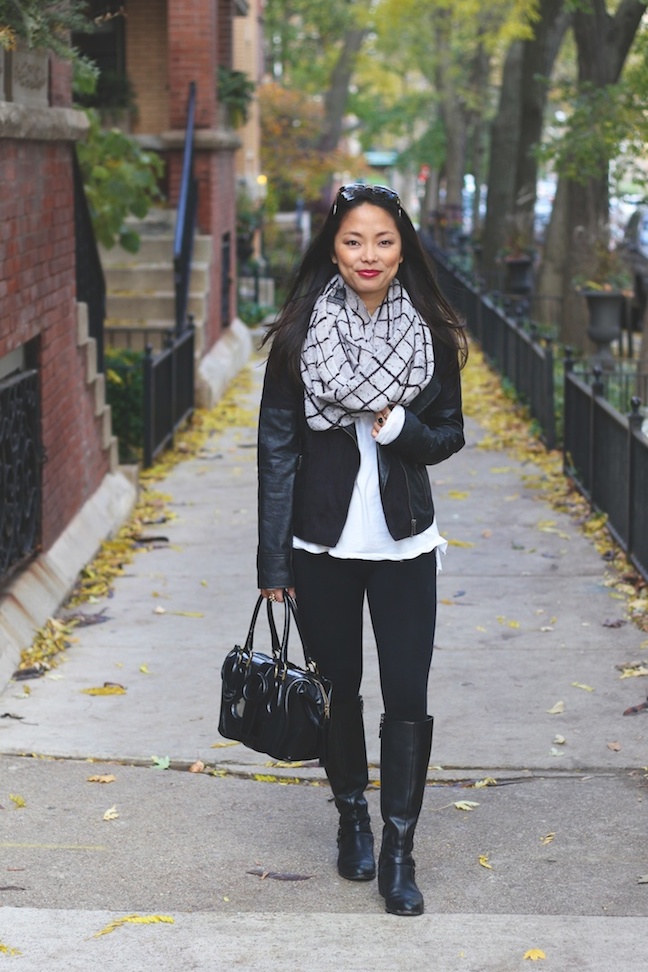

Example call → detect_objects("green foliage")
571 225 634 293
265 0 371 93
539 28 648 196
104 348 144 464
77 68 138 115
259 82 358 207
237 299 276 326
217 66 255 127
0 0 92 56
76 109 164 251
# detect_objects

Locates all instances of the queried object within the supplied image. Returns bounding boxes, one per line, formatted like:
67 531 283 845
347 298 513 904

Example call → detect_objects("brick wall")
127 0 169 135
167 0 218 129
217 0 233 68
0 140 110 552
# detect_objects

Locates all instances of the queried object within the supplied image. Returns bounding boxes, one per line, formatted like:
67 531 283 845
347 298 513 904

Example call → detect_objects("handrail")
73 150 106 372
173 81 198 334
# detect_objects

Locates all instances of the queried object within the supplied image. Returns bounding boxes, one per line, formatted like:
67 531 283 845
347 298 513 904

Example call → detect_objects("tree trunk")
434 10 467 232
318 28 368 155
466 42 490 238
515 0 570 221
538 0 646 349
481 42 523 276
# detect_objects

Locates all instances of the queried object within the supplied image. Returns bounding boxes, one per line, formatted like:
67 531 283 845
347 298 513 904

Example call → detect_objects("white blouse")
293 405 447 567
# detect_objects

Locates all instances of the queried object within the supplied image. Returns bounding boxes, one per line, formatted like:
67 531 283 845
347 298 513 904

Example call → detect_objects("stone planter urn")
504 255 534 295
583 290 624 370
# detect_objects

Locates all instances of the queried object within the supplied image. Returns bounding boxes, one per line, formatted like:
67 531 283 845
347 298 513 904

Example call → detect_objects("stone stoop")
100 209 212 356
76 302 118 472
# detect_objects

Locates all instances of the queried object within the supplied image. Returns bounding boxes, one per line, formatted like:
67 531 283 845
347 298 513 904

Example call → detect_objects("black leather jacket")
257 337 465 589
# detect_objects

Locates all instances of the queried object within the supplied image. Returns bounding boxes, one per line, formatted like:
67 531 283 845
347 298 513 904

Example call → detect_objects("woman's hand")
260 587 296 603
372 405 392 439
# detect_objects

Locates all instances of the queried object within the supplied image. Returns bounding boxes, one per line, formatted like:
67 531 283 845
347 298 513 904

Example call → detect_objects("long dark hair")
264 186 468 385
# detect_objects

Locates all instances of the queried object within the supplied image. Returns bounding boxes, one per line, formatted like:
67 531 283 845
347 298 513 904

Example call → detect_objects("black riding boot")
324 696 376 881
378 716 433 916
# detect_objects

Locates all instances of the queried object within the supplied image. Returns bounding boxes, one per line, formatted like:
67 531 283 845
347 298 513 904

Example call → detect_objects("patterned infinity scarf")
300 274 435 431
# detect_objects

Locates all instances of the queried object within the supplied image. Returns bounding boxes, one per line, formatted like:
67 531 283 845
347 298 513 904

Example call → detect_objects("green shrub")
237 299 276 326
105 348 144 463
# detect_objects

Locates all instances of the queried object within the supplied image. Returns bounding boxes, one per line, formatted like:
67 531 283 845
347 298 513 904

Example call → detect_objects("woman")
257 184 466 916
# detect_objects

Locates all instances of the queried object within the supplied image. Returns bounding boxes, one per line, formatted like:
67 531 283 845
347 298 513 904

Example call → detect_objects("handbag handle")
241 593 321 675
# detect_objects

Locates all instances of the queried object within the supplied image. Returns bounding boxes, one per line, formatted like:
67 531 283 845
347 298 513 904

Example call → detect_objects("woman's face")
332 203 403 314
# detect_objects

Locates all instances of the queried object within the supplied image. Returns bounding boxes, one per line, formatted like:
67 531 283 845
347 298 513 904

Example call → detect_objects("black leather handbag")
218 593 331 761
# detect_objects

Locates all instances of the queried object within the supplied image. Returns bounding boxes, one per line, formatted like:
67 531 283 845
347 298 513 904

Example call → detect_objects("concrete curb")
0 470 136 693
197 316 253 409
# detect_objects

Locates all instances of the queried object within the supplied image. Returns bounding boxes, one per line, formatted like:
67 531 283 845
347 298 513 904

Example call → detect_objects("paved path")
1 346 647 971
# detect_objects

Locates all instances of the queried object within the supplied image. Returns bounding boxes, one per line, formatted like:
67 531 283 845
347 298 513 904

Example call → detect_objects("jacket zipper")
399 458 417 536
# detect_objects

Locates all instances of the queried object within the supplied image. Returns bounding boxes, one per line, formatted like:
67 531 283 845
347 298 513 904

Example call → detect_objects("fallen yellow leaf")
524 949 546 961
473 777 497 788
0 943 22 957
92 914 175 938
447 490 470 500
571 682 594 692
103 805 119 821
454 800 479 811
546 701 565 714
540 833 556 845
447 539 475 548
619 665 648 679
168 611 205 618
9 794 26 809
87 775 116 784
478 853 493 869
82 685 126 696
139 664 151 674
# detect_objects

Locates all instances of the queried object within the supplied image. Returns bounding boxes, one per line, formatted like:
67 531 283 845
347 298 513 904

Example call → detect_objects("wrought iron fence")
0 369 42 586
143 322 195 468
564 364 648 582
425 241 556 448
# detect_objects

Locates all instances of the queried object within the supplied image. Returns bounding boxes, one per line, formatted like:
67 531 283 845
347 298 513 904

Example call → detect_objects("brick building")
0 48 136 688
0 1 254 688
79 0 253 404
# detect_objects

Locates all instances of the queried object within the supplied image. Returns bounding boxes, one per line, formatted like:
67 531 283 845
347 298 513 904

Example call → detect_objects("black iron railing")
564 363 648 582
221 231 231 327
425 240 556 449
174 81 198 334
73 150 106 373
0 369 42 586
142 321 195 468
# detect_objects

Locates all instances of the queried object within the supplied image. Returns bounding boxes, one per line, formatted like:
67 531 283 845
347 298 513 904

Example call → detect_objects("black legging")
292 549 437 721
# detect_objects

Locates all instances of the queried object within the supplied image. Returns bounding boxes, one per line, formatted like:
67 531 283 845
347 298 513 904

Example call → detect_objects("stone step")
100 235 213 267
106 291 207 322
104 262 209 294
105 319 205 357
124 207 177 235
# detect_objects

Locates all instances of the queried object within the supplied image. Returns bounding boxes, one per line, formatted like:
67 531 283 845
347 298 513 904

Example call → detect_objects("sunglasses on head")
332 184 402 217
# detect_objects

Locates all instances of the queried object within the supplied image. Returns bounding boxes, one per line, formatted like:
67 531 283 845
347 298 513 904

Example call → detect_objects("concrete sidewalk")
1 347 647 971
